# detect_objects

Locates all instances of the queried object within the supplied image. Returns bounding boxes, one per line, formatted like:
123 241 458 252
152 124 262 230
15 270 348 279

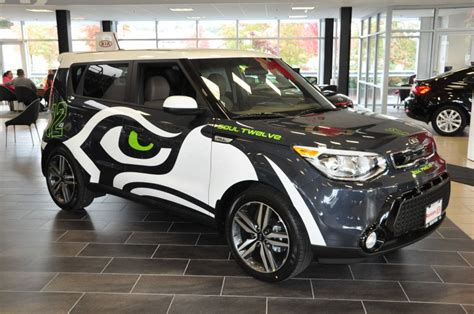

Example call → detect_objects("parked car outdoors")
42 49 449 282
403 66 473 136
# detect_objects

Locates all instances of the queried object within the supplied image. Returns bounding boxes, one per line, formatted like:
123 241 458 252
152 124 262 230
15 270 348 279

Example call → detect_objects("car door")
64 62 133 186
115 59 215 218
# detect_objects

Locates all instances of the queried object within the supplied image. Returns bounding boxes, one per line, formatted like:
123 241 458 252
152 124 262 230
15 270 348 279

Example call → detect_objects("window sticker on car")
214 124 282 141
411 163 433 176
46 101 67 138
384 127 410 137
128 130 154 152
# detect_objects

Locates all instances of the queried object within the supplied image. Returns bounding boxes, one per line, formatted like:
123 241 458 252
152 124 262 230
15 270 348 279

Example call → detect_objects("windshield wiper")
233 112 289 120
298 108 336 116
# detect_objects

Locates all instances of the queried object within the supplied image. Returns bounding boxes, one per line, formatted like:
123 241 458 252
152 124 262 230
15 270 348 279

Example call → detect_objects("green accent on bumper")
411 163 433 175
128 130 154 151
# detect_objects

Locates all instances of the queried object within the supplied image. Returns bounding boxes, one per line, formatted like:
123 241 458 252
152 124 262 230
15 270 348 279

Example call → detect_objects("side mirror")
163 96 200 114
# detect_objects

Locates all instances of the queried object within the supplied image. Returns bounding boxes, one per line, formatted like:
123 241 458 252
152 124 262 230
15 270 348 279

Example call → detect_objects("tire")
431 105 467 136
45 145 94 211
225 185 313 282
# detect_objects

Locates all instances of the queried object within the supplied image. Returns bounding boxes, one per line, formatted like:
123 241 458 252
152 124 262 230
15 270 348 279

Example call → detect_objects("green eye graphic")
128 130 154 152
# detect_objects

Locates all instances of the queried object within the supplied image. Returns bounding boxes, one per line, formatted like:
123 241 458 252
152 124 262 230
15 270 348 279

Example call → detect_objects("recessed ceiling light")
26 9 53 13
187 16 205 20
292 6 315 10
170 8 194 12
289 15 308 19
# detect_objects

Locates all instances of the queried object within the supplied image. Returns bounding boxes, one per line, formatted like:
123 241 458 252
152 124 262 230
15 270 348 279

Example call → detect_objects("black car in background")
404 67 473 136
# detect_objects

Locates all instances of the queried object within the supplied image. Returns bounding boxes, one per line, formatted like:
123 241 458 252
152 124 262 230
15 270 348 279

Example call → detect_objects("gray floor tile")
153 245 229 259
0 291 81 313
385 249 470 266
223 277 312 298
0 230 66 243
312 279 407 301
0 242 86 257
83 210 149 222
79 243 158 258
28 256 111 273
169 295 265 314
105 221 171 232
364 301 466 314
350 263 441 282
185 260 247 276
44 273 139 293
438 228 471 240
23 209 87 220
408 238 474 252
0 256 36 272
168 222 217 233
297 263 353 279
41 220 109 231
132 275 223 295
401 282 474 304
0 272 56 291
103 258 188 275
57 230 133 243
196 233 227 245
268 298 364 314
459 252 474 266
144 211 190 222
127 232 199 245
71 293 173 314
433 266 474 284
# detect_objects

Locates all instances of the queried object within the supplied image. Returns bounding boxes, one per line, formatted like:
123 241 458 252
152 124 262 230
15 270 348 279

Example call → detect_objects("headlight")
293 146 387 181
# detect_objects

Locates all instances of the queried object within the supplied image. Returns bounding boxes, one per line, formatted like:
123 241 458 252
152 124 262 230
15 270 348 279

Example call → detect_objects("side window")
70 65 86 94
82 63 129 102
139 62 197 109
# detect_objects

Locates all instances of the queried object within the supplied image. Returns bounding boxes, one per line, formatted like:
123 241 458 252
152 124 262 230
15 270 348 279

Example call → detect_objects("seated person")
2 71 14 91
6 69 37 92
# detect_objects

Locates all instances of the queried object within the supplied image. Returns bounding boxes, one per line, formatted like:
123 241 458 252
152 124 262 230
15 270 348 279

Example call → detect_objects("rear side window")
82 63 129 102
70 65 86 94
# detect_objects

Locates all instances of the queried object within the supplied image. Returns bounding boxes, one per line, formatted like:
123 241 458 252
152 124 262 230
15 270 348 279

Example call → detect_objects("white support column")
381 9 392 115
468 91 474 162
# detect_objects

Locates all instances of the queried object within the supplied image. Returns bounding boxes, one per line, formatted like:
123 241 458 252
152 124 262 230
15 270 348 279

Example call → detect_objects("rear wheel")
225 185 312 282
431 106 467 136
45 146 94 211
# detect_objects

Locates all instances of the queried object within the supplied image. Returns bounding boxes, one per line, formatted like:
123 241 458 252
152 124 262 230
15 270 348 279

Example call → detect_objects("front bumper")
312 173 450 262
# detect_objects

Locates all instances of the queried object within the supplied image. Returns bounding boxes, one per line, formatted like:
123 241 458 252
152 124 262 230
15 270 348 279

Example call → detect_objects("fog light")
365 231 377 249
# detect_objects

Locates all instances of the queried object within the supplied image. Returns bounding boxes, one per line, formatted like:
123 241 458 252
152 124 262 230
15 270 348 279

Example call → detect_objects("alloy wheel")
231 201 290 273
47 155 76 204
436 109 462 134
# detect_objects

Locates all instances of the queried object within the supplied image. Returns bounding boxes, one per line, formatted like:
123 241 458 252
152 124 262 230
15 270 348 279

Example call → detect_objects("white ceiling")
0 0 472 21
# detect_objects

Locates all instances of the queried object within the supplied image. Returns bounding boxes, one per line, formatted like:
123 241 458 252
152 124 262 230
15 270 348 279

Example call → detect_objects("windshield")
190 58 335 118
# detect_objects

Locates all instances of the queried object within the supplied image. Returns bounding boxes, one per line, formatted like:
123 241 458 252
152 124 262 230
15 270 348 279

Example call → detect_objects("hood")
219 109 432 155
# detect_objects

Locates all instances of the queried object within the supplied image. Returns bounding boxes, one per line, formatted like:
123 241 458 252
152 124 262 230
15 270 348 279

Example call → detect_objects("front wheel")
225 185 313 282
45 146 94 211
431 106 467 136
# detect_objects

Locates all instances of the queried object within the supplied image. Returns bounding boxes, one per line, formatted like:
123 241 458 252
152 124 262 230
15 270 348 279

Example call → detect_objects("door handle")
213 134 234 143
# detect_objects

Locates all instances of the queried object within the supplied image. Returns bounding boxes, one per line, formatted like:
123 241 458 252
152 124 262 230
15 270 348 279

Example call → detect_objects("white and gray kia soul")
42 49 450 281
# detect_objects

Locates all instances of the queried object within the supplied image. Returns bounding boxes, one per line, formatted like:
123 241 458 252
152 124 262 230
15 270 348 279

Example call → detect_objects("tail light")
411 85 431 95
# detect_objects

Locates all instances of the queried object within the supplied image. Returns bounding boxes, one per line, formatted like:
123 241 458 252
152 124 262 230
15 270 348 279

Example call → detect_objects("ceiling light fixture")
291 6 315 11
187 16 205 20
26 9 54 13
170 8 194 12
289 15 308 19
72 17 85 20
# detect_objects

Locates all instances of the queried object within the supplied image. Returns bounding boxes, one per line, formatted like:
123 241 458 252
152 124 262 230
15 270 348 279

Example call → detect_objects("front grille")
391 141 435 169
392 174 450 236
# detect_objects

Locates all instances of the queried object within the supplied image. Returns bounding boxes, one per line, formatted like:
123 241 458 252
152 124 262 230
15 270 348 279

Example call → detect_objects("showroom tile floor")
0 116 473 313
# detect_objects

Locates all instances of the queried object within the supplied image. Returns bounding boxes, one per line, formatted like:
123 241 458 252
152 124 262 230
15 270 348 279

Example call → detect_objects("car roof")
59 49 278 68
